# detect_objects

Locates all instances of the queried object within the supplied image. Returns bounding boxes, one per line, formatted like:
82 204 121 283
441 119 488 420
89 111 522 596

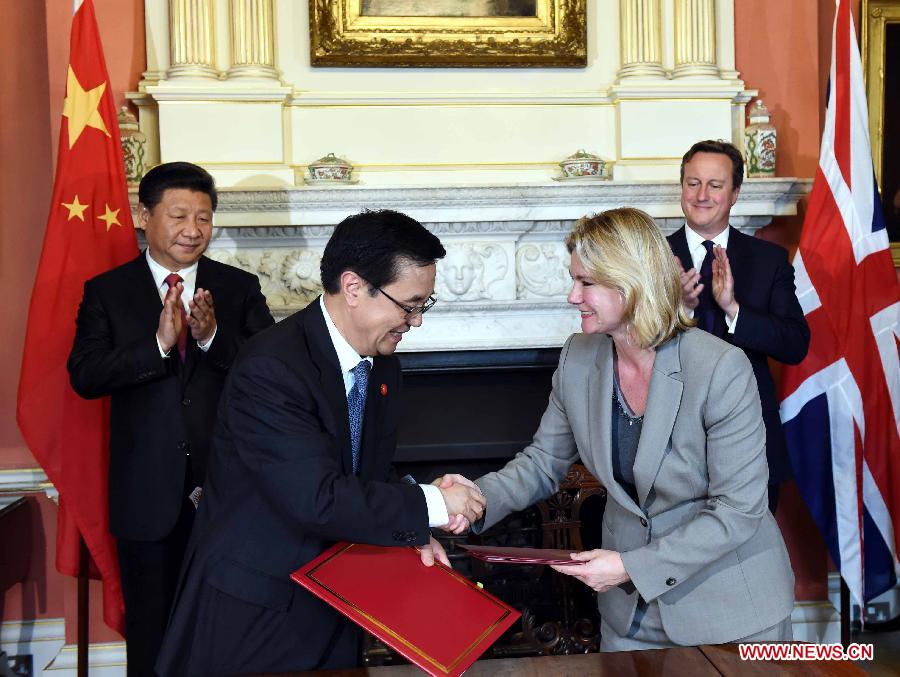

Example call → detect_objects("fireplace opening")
395 348 560 483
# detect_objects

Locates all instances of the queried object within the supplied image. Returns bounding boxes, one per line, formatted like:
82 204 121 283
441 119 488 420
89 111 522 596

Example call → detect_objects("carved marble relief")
516 243 571 299
205 247 324 312
436 243 510 302
204 236 577 313
280 249 325 304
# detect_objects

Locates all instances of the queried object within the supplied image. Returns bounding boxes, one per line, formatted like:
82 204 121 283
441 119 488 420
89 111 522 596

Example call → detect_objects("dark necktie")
697 240 718 334
163 273 188 361
347 360 371 474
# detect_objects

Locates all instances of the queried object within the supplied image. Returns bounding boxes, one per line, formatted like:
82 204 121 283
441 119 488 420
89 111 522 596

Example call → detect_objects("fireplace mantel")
133 179 810 352
205 178 809 227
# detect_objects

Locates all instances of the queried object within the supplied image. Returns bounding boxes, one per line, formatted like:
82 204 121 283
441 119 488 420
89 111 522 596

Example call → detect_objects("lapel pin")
380 383 388 396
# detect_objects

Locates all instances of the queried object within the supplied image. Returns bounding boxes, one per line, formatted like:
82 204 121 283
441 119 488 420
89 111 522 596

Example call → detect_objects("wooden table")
280 644 866 676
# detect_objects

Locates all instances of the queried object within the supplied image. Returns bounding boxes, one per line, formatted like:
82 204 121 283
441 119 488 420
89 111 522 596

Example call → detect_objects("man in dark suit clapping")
667 140 810 514
67 162 274 676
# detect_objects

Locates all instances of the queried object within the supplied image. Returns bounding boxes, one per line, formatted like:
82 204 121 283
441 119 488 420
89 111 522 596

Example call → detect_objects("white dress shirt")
683 224 739 332
146 249 217 356
320 297 449 527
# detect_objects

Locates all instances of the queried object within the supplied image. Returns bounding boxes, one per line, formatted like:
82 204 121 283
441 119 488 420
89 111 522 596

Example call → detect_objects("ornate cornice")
167 179 813 227
144 83 292 101
214 179 808 206
288 90 615 106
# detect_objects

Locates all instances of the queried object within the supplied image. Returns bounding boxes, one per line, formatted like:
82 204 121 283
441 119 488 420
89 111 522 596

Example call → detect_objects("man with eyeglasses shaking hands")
157 210 486 677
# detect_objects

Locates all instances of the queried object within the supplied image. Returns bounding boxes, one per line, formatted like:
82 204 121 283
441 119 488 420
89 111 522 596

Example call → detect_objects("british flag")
779 0 900 607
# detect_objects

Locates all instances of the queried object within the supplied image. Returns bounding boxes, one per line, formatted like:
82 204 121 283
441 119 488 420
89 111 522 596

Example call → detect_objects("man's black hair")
320 209 446 294
680 140 745 190
138 161 218 212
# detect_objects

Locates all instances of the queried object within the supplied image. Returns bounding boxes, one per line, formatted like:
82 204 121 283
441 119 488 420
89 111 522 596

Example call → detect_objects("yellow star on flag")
62 65 110 149
98 204 121 231
61 195 89 221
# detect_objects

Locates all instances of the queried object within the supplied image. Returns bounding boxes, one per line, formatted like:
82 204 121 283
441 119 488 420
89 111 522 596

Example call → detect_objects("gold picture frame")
862 0 899 188
862 0 900 254
309 0 587 67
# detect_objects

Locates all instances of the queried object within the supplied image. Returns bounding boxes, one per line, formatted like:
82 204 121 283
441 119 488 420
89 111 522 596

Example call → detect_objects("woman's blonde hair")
565 207 692 349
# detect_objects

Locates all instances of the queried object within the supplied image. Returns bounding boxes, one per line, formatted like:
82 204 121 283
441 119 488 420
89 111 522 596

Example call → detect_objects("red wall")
0 0 54 469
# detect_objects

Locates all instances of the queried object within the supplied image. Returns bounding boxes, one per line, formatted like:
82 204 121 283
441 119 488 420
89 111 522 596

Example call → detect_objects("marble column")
167 0 218 79
617 0 665 79
673 0 719 78
227 0 278 79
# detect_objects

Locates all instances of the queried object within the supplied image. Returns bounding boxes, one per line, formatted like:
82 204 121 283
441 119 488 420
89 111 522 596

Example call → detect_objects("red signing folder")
290 542 520 677
458 544 584 565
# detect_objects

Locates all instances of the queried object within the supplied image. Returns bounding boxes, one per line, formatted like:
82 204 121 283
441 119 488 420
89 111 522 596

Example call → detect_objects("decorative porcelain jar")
557 149 609 180
744 100 777 178
118 106 147 186
306 153 355 183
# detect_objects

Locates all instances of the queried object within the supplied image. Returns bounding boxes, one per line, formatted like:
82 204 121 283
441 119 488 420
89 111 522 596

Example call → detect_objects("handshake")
433 474 485 535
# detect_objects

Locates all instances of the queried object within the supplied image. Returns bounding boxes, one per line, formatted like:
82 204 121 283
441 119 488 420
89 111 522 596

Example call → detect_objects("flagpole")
78 536 89 676
840 578 850 650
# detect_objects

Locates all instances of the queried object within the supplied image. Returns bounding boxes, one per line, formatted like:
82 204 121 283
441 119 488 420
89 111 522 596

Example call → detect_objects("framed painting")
863 0 900 248
309 0 587 67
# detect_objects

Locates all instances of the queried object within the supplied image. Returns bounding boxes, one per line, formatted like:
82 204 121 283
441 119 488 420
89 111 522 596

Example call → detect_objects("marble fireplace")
129 178 808 475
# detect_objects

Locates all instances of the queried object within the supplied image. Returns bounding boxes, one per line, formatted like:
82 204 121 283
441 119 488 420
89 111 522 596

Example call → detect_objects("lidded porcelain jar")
744 100 777 178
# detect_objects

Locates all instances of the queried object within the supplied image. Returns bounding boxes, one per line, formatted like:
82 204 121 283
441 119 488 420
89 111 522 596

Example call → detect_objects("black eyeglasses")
375 286 437 320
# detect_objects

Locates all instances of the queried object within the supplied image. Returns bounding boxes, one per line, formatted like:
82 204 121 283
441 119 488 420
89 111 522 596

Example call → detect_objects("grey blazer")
475 328 794 645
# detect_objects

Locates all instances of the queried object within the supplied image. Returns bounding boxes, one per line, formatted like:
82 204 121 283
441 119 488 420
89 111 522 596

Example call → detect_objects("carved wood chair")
520 463 607 654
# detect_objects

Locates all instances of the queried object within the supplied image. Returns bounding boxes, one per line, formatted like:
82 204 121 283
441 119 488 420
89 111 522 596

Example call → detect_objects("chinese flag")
17 0 137 635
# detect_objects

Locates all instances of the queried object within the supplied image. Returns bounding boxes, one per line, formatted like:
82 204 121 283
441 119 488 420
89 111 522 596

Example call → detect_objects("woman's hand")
550 549 630 592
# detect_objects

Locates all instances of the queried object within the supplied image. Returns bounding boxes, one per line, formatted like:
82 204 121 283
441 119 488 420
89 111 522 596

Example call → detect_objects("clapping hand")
673 255 702 311
156 281 184 353
188 287 217 345
711 246 739 320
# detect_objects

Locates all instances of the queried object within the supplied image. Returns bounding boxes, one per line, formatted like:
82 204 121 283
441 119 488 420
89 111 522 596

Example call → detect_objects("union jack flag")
779 0 900 607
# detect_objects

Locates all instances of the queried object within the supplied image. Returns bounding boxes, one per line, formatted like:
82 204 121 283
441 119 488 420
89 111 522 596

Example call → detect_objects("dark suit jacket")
67 253 274 541
668 226 810 484
156 300 431 677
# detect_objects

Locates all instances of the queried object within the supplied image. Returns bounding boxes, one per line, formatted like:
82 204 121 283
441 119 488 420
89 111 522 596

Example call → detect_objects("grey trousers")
600 598 793 652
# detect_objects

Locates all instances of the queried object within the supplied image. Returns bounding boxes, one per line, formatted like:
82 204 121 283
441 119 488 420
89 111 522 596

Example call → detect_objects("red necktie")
164 273 188 361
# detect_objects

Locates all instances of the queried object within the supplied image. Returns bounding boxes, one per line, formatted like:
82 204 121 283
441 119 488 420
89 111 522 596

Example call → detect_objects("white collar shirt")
684 223 730 272
318 296 448 527
146 248 198 310
320 296 373 396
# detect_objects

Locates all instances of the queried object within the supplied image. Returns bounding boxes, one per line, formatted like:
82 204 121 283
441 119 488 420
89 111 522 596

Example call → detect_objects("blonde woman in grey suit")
467 208 795 650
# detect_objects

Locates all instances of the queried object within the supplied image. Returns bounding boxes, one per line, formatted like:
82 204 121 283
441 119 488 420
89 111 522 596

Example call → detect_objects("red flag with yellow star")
17 0 137 635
